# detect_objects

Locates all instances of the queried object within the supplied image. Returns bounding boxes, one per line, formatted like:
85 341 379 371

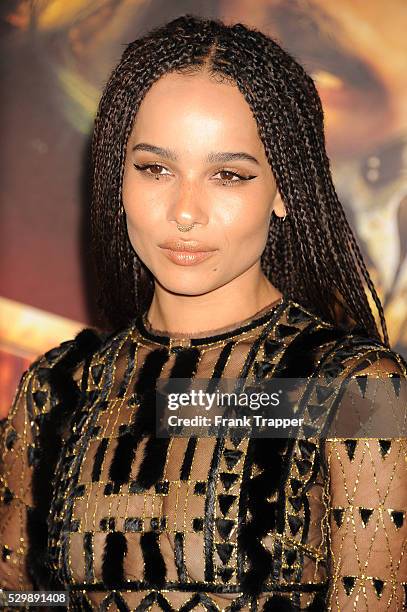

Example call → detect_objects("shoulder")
282 298 406 364
337 336 407 379
6 325 119 423
333 335 407 435
33 326 109 385
290 302 407 435
272 298 407 385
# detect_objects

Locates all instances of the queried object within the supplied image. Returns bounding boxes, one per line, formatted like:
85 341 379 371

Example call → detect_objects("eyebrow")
131 142 260 166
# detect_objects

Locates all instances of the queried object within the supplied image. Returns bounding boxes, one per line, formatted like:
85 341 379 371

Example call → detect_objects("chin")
154 275 218 296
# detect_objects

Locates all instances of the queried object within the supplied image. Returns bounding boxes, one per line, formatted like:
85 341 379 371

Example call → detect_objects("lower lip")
161 248 215 266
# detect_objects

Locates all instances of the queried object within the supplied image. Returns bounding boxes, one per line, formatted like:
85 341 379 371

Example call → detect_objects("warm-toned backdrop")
1 0 406 416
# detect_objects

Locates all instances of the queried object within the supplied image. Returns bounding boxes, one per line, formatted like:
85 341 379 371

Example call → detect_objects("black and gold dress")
1 297 406 611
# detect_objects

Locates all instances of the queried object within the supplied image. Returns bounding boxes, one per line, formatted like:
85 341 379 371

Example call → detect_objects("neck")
146 269 282 336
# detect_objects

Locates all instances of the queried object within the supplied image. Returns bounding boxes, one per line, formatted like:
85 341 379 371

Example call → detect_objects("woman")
1 14 406 612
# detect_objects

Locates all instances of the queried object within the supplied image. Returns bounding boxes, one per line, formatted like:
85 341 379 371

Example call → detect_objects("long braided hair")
91 14 389 346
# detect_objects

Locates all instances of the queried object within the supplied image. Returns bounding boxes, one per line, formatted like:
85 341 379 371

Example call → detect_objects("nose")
167 180 209 229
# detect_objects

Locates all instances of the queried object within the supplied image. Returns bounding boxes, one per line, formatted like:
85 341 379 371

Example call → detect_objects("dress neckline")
133 295 286 347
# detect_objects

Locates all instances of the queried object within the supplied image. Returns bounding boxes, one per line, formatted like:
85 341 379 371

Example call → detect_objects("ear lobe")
271 190 286 218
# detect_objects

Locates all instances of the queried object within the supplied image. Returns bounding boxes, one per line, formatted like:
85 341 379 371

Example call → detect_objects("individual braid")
90 14 390 346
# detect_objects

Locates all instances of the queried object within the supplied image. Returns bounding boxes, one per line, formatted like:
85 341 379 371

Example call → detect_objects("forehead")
129 71 262 152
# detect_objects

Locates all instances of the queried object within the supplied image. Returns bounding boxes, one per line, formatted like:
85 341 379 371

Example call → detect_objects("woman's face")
122 70 282 297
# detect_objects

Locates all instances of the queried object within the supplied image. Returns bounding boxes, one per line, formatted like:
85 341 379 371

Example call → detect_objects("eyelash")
133 163 256 187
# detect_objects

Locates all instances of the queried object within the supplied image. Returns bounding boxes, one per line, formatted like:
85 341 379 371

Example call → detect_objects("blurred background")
1 0 407 416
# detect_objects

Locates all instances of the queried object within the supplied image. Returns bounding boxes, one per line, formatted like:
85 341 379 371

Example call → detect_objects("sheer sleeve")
0 341 82 592
0 364 42 590
322 349 407 611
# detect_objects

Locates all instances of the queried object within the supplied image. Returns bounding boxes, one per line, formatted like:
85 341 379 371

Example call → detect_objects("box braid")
90 14 389 346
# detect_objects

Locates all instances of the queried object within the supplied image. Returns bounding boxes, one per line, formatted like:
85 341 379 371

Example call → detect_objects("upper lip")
159 239 216 252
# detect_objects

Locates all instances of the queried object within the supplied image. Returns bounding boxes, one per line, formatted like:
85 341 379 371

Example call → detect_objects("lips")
158 239 216 253
158 239 217 266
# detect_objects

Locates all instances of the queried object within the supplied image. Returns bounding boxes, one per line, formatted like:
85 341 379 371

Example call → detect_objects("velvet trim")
92 438 109 482
117 341 137 398
263 594 297 611
140 531 166 587
27 327 105 589
174 532 188 582
273 324 348 380
108 348 169 486
84 532 94 583
101 531 128 589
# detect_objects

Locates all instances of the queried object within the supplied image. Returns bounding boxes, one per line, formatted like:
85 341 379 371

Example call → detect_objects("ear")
271 189 286 218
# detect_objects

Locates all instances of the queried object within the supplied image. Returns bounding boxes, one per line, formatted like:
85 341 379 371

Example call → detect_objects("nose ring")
176 222 196 232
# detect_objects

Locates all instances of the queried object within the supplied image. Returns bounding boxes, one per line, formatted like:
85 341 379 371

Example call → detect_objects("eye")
214 169 257 186
133 163 171 178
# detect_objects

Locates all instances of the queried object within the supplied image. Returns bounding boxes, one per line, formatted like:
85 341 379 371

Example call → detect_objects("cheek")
123 205 157 270
217 198 271 243
122 169 160 232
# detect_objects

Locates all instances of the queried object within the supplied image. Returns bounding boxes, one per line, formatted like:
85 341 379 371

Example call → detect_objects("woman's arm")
0 364 43 589
0 340 86 592
323 353 407 611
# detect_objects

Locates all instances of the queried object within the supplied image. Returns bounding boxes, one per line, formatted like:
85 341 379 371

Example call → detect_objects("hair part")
90 14 389 346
